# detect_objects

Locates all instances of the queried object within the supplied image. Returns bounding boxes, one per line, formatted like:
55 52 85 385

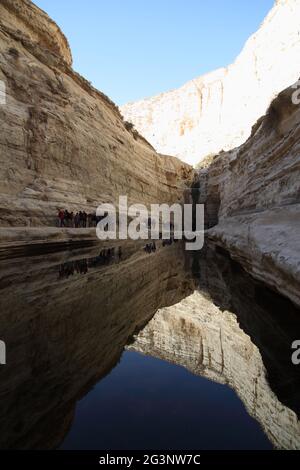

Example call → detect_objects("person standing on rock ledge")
58 209 65 227
74 212 80 228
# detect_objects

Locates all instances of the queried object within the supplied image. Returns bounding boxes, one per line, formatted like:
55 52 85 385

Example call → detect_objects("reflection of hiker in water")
144 243 156 253
74 259 88 274
99 248 114 264
59 261 74 278
162 238 173 247
82 259 88 273
58 247 122 278
58 259 89 278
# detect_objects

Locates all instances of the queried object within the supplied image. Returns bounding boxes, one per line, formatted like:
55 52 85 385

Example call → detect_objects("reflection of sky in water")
61 351 272 450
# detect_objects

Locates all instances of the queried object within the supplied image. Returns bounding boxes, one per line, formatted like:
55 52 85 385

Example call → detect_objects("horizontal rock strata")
0 0 193 229
197 84 300 306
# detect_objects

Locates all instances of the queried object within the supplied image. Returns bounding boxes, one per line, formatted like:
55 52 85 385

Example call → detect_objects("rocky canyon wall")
0 0 193 229
197 83 300 307
120 0 300 309
121 0 300 165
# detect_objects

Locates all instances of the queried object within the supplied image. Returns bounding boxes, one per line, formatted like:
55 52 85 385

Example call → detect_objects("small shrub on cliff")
124 121 135 132
195 152 218 169
8 47 19 59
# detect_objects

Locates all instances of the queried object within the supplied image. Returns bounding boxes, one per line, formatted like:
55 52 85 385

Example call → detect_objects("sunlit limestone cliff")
0 0 193 231
121 0 300 166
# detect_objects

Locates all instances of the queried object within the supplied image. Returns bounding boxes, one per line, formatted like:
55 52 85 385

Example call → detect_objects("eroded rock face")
0 0 193 228
0 0 72 66
196 84 300 307
129 296 300 450
0 242 194 449
128 246 300 449
121 0 300 165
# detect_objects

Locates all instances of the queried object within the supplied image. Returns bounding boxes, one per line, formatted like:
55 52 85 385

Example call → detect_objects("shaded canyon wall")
0 242 195 449
197 84 300 307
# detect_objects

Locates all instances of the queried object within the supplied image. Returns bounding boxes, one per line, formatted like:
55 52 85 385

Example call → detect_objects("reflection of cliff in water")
128 244 300 450
199 245 300 417
1 240 299 449
0 241 194 449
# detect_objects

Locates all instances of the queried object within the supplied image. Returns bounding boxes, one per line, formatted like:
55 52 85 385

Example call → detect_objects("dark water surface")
60 350 271 450
0 240 299 449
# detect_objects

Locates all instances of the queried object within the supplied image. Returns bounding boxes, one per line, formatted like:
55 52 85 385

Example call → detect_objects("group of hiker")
144 237 178 253
98 246 122 262
58 246 123 278
144 242 156 253
57 209 100 228
59 259 89 278
58 234 180 279
162 237 177 247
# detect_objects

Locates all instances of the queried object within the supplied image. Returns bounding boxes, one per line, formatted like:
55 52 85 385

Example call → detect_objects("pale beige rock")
129 290 300 450
0 0 193 229
0 0 72 65
197 83 300 306
121 0 300 165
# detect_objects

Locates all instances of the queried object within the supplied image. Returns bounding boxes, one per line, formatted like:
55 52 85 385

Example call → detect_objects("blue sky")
34 0 274 105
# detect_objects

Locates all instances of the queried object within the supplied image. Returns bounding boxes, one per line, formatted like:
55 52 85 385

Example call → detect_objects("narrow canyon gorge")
0 0 299 307
0 0 299 452
122 0 300 309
